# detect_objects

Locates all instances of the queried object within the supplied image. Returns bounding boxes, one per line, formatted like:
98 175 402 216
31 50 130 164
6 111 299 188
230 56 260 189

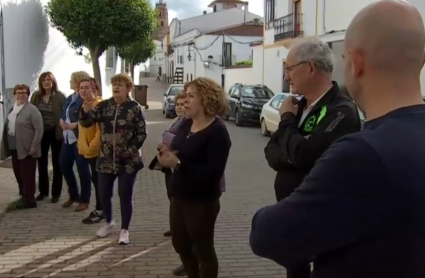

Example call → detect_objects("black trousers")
87 157 101 210
38 129 63 198
164 169 172 201
11 151 36 202
170 197 220 278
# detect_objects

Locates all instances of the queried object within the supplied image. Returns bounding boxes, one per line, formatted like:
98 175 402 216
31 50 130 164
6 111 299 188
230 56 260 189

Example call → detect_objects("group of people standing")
0 71 148 245
0 70 232 277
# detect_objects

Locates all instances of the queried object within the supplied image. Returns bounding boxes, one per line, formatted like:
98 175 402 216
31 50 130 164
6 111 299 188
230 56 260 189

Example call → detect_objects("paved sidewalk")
0 78 286 277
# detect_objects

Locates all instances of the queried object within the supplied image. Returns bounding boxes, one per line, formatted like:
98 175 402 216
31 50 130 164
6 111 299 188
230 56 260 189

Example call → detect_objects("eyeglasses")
14 91 28 96
285 61 309 72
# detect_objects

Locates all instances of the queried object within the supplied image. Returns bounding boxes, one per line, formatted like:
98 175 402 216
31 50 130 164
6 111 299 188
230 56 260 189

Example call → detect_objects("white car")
163 84 184 118
260 93 367 136
260 93 291 136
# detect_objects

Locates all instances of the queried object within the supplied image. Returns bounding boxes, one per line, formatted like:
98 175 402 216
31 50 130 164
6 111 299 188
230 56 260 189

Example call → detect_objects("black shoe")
82 210 104 224
163 230 172 237
51 197 59 204
173 265 186 276
36 194 46 201
16 201 37 209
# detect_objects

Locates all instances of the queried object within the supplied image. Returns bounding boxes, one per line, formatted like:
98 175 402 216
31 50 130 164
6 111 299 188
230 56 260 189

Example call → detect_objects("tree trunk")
130 61 135 81
89 48 102 96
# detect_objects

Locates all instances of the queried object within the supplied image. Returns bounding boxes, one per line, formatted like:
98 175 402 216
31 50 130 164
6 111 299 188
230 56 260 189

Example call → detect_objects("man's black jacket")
265 82 361 201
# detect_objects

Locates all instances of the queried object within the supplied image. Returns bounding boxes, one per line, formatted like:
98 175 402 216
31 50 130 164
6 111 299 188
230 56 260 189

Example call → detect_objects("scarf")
7 102 25 136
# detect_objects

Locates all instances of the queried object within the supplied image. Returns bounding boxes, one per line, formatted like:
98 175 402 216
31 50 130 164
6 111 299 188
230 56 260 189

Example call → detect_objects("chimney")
203 11 207 15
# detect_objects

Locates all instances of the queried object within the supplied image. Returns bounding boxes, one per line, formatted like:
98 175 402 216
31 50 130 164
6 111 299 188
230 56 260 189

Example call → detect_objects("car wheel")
235 109 243 126
260 118 270 136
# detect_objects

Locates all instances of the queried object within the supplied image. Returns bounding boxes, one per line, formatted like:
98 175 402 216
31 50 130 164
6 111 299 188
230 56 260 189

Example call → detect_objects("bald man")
250 1 425 277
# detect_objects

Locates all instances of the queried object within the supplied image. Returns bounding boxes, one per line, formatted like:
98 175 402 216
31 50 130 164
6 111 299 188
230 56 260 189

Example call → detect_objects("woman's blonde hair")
71 71 90 88
184 77 227 117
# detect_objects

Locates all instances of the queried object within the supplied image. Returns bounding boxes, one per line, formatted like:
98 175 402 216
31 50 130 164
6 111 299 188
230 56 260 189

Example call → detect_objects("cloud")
151 0 263 23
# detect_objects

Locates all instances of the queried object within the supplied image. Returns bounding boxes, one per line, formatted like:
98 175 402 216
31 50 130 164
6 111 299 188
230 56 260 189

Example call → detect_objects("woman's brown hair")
174 92 185 106
13 84 30 95
184 77 227 117
38 71 58 95
89 78 101 96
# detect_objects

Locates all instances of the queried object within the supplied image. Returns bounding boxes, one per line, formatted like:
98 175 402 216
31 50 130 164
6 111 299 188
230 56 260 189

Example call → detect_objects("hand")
280 96 298 116
158 150 179 168
67 122 77 130
59 119 68 130
82 101 95 113
28 147 35 156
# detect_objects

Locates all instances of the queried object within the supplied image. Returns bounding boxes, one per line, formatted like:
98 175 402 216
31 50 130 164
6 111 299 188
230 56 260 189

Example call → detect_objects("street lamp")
187 52 192 61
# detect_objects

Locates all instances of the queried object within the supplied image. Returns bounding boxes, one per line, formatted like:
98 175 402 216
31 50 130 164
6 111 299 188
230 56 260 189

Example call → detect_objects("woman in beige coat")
0 84 43 209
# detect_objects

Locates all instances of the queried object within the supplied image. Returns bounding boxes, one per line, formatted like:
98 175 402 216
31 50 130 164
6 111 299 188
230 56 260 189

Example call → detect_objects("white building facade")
148 40 165 77
260 0 425 94
162 0 263 83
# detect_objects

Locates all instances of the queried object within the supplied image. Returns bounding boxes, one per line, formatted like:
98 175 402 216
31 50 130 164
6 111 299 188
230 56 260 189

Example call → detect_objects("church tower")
155 0 169 41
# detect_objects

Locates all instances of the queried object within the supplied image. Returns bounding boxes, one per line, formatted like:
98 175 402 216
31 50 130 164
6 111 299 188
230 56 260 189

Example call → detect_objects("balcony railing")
274 13 303 41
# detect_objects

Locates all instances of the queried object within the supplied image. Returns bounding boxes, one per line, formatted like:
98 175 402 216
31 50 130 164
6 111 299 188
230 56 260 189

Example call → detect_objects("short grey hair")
290 37 334 73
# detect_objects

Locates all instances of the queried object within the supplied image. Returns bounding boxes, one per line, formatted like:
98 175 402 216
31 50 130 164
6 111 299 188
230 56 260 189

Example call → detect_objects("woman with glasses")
1 84 43 209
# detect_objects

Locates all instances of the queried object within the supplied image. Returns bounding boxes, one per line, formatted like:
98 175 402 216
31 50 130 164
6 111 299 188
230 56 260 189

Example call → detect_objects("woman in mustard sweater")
77 77 103 224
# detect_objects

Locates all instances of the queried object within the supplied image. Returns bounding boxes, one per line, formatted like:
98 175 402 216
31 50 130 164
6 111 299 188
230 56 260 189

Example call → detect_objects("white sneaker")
96 221 115 238
118 229 129 245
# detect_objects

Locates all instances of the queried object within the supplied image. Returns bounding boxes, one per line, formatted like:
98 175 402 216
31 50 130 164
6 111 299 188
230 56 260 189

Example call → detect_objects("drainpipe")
315 0 319 35
322 0 327 34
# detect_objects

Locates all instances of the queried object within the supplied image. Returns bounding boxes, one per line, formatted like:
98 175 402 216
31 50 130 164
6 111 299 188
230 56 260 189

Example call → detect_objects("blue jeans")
59 142 91 203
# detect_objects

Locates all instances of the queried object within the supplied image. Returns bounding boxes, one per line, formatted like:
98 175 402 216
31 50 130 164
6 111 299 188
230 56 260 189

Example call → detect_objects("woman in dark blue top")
158 77 231 278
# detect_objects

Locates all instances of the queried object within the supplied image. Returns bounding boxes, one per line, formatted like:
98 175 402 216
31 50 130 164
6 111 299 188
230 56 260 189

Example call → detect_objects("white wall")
194 34 262 85
263 46 288 94
252 45 264 85
224 67 253 93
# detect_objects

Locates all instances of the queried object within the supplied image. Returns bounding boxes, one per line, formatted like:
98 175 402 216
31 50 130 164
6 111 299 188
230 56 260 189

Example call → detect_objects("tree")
46 0 156 95
117 37 156 80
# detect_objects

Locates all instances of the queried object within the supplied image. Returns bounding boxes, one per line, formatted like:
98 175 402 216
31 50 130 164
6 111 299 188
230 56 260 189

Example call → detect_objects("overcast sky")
150 0 264 23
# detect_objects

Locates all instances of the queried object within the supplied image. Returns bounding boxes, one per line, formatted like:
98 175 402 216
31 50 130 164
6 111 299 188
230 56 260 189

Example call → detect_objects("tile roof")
204 24 263 37
208 0 247 7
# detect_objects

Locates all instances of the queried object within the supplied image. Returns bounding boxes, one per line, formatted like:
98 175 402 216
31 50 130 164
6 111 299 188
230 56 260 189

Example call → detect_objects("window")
105 47 114 68
159 12 162 16
241 87 274 99
161 21 164 26
169 86 184 96
230 87 240 98
270 95 284 109
222 42 232 67
265 0 275 29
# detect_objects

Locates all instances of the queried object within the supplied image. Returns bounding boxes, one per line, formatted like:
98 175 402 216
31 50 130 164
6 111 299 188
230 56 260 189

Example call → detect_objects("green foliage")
236 60 253 65
117 37 156 66
45 0 157 58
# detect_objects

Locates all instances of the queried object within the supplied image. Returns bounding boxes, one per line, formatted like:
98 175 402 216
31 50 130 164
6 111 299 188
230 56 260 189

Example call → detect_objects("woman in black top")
158 77 231 278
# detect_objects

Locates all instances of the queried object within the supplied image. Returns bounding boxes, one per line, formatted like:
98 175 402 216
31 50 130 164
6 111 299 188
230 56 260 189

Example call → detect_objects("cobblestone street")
0 78 285 277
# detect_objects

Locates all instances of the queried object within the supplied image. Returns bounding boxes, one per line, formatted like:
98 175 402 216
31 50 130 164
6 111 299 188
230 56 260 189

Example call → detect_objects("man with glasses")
260 37 361 278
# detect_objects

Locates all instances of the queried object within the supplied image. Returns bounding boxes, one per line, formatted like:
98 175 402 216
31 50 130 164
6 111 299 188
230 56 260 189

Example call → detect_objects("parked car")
225 84 274 126
260 93 366 136
163 84 184 118
260 93 291 136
